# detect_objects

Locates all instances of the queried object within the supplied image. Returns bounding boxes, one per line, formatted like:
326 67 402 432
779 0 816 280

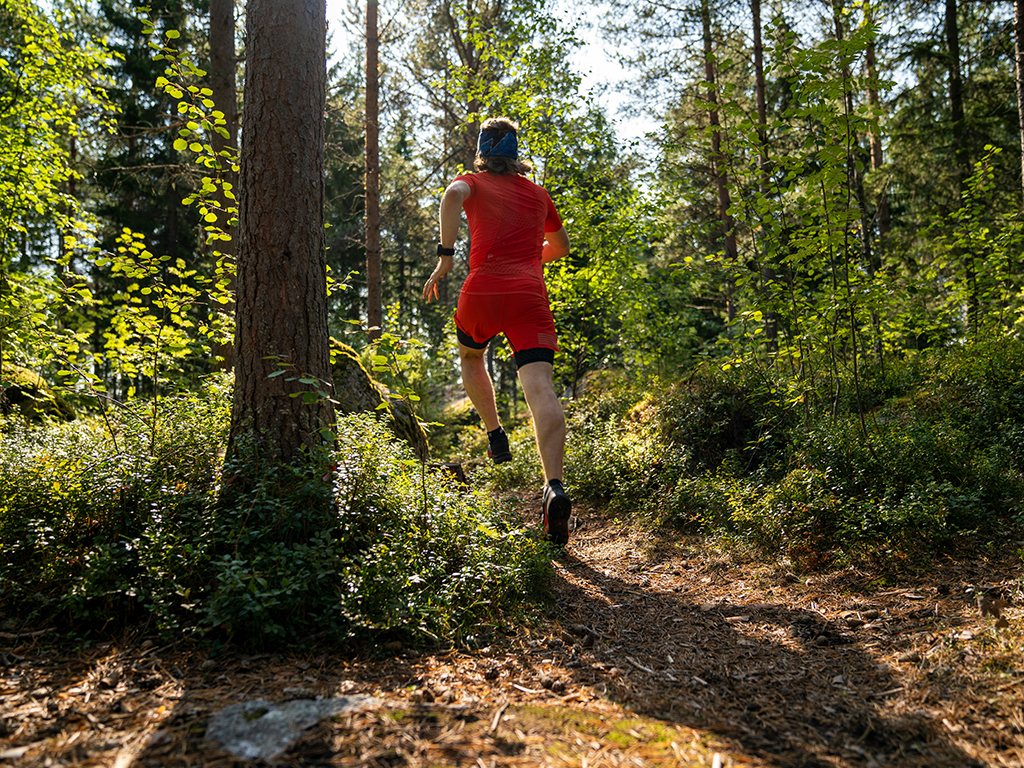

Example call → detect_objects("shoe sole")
488 451 512 464
545 494 571 546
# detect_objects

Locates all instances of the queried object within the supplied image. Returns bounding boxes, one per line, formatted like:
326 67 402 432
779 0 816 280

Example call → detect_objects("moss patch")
0 364 75 422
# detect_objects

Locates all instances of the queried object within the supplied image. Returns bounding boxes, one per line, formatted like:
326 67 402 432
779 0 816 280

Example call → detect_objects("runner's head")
475 117 532 176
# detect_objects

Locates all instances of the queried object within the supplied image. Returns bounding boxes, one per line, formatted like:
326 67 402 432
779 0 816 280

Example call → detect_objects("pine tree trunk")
701 0 738 323
946 0 967 181
865 12 889 237
365 0 382 338
210 0 238 369
1014 0 1024 207
751 0 777 350
864 15 886 366
210 0 238 147
226 0 334 466
945 0 978 329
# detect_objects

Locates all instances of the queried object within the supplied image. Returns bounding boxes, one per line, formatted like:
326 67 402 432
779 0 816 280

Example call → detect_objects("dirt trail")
2 498 1022 767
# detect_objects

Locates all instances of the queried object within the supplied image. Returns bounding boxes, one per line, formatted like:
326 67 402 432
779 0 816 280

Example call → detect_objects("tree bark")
864 4 886 364
946 0 967 183
365 0 382 338
751 0 777 350
210 0 238 157
945 0 978 329
752 0 768 192
864 6 889 236
226 0 334 466
1015 0 1024 207
210 0 238 369
701 0 738 323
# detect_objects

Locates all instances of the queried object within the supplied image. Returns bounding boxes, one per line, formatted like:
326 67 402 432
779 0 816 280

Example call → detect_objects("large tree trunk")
365 0 382 338
701 0 738 323
210 0 238 369
226 0 334 466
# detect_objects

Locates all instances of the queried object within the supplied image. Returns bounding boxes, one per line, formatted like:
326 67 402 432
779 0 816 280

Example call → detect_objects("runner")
422 117 573 545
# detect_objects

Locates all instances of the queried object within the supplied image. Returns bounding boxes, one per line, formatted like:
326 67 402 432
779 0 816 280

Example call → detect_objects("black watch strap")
437 244 455 256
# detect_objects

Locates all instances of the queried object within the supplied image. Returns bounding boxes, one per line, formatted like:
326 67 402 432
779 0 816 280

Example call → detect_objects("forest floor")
3 492 1024 768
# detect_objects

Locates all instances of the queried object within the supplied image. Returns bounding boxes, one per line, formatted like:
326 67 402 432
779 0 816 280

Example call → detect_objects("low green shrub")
0 386 552 648
481 424 544 491
650 466 736 533
564 412 665 516
0 380 231 624
651 362 793 475
546 342 1024 564
203 415 550 646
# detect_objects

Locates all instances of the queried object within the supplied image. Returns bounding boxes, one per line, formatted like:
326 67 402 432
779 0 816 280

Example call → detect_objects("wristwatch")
437 244 455 256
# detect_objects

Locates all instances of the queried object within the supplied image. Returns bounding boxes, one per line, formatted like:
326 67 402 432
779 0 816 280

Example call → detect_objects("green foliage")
478 423 544 490
0 270 92 374
0 0 117 263
0 387 551 648
445 0 582 131
209 416 549 645
0 377 230 627
146 16 238 277
547 342 1024 566
924 148 1024 341
0 0 117 381
545 180 702 389
94 228 214 385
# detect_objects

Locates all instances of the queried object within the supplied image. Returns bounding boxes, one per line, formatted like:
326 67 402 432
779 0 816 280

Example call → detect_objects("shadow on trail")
550 548 981 768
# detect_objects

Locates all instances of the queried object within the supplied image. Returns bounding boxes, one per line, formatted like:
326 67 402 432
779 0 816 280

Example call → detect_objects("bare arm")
423 180 472 303
541 225 570 264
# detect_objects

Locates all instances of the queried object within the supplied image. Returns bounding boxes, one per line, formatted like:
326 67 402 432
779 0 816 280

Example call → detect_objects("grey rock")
205 695 379 760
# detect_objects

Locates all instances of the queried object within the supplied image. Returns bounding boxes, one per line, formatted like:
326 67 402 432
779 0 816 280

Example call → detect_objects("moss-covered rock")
331 341 428 459
0 365 76 422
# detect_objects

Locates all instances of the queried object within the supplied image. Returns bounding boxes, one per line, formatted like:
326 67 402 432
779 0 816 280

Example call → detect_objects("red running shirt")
455 172 563 296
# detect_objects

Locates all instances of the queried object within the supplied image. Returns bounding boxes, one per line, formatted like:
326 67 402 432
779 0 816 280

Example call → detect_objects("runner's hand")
423 254 453 302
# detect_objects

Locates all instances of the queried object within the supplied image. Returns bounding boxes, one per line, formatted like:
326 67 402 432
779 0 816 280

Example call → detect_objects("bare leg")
458 343 500 433
517 361 565 482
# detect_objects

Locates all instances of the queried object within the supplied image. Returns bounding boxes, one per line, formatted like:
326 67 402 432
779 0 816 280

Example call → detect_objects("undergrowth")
0 380 552 649
483 341 1024 569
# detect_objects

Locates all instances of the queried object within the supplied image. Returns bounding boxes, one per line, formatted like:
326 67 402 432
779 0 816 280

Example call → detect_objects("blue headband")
477 127 518 159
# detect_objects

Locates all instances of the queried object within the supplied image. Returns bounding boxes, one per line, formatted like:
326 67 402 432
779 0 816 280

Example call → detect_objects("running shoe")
543 479 571 545
487 427 512 464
